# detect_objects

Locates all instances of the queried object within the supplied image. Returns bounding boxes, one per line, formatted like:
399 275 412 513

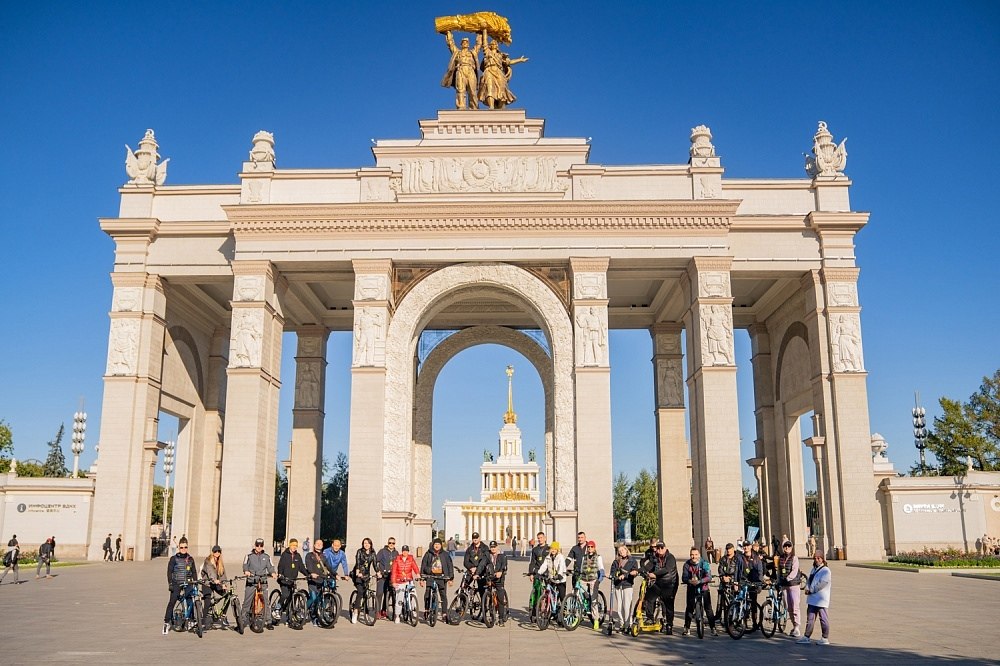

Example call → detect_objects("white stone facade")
90 112 884 562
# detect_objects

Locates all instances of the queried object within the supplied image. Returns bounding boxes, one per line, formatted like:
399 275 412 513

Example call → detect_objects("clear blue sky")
2 2 998 527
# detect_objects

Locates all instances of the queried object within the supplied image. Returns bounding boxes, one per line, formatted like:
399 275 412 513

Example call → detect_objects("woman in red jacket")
390 545 420 624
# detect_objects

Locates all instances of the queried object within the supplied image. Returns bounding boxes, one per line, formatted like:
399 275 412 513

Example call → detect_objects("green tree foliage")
43 424 69 477
743 487 760 530
274 467 288 542
0 419 13 473
320 452 349 541
15 459 45 477
151 485 174 525
631 469 659 541
925 370 1000 475
612 472 633 523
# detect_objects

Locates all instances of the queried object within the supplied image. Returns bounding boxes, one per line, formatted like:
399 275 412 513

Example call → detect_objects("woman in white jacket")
797 551 832 645
536 541 569 603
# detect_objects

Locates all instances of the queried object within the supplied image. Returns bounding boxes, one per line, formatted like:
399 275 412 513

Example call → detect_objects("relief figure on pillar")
295 361 320 409
575 306 606 366
832 314 864 372
231 309 263 367
701 305 734 366
107 319 140 375
657 358 684 407
353 308 384 366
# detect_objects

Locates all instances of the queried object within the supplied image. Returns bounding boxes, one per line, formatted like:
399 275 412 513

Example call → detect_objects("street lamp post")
71 410 87 477
163 441 175 538
912 392 928 474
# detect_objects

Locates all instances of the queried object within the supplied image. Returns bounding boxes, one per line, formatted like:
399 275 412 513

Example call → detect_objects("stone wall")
0 475 96 559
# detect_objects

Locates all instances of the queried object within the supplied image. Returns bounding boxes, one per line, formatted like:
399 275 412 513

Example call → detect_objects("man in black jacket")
642 541 678 634
528 531 548 578
463 532 489 602
375 537 398 619
162 538 197 634
475 540 509 624
277 538 305 626
420 538 454 621
714 542 738 623
567 531 587 587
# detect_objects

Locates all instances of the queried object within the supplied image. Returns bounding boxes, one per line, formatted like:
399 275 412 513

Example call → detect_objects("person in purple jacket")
778 539 802 637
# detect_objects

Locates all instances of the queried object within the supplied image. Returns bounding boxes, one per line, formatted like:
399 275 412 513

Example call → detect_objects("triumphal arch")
88 16 883 561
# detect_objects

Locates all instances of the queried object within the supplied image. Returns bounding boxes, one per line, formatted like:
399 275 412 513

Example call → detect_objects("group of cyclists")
162 529 827 644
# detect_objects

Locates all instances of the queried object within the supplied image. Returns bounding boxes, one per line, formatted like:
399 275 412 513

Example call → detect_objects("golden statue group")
436 12 528 110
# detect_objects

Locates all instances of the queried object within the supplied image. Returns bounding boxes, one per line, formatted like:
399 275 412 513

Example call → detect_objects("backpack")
3 550 12 567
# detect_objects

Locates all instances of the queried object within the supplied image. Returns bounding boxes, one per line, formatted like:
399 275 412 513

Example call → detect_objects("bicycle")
525 572 544 624
306 576 342 628
269 576 308 629
687 576 716 639
170 579 207 639
447 568 481 625
759 580 793 638
243 575 272 633
532 575 568 631
478 575 508 628
395 580 420 627
206 578 245 634
714 576 737 630
725 581 762 640
627 575 668 637
348 575 378 626
563 579 607 631
421 575 450 626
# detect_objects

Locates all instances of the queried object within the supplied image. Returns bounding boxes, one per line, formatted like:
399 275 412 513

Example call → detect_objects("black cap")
782 540 793 547
401 545 410 551
255 538 265 546
655 542 666 548
489 540 498 548
211 545 222 553
471 532 480 539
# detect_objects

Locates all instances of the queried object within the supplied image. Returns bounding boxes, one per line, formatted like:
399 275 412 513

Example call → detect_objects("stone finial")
689 125 716 159
125 129 170 186
249 130 276 167
805 121 847 177
870 433 888 462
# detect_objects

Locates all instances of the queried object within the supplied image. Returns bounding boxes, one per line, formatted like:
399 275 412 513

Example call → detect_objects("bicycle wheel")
468 591 482 621
760 598 776 638
317 591 336 628
447 593 467 625
652 599 669 634
231 596 245 634
777 600 788 634
194 599 204 638
172 600 186 632
407 591 419 626
268 589 283 623
483 598 496 628
386 587 396 621
726 600 745 639
562 595 581 631
695 597 704 639
290 591 308 629
592 591 607 628
428 594 438 627
535 594 551 631
360 589 377 626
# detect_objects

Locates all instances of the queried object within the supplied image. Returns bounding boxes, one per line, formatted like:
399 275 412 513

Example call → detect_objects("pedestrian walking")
511 535 518 559
36 537 54 578
103 533 113 561
797 551 832 646
1 542 20 584
114 534 123 562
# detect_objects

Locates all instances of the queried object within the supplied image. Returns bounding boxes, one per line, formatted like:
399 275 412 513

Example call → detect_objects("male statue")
441 31 482 109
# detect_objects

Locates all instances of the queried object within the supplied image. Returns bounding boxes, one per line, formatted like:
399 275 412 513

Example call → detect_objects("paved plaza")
1 555 997 664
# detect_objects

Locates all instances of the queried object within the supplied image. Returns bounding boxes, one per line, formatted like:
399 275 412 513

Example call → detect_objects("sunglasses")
178 546 188 550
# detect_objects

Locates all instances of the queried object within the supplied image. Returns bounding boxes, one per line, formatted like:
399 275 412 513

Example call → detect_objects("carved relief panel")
574 305 608 367
699 304 734 366
354 274 389 302
572 272 607 300
831 313 865 373
352 307 386 367
828 282 859 308
106 319 140 376
112 287 141 312
399 156 567 194
230 309 264 368
656 358 685 408
234 276 265 302
294 360 322 409
698 271 731 299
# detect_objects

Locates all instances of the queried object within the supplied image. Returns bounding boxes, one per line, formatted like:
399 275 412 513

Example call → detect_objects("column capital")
650 322 683 337
687 256 733 274
232 259 277 279
568 256 610 273
746 456 765 469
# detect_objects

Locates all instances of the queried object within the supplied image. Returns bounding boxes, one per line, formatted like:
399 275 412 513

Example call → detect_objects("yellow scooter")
628 576 671 636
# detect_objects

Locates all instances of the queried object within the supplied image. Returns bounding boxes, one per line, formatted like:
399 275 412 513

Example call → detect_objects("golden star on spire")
504 364 517 424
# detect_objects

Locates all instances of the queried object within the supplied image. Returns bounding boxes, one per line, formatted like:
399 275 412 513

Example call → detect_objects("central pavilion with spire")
442 365 546 543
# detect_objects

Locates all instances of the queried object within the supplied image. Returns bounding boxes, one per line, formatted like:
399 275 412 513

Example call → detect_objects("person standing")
440 30 482 109
807 534 817 558
474 540 508 625
609 545 639 634
162 538 196 635
114 534 123 562
510 536 518 559
201 546 228 629
714 542 738 624
527 532 548 579
421 538 455 623
642 542 678 634
1 541 20 584
374 538 398 619
304 539 332 625
276 538 305 627
704 537 716 564
681 547 717 636
36 537 54 579
446 536 457 556
350 537 377 624
535 541 569 604
735 541 765 631
567 532 588 587
778 540 802 637
390 544 419 624
797 551 832 645
241 538 276 630
578 540 605 629
103 533 113 561
463 531 490 608
302 537 311 554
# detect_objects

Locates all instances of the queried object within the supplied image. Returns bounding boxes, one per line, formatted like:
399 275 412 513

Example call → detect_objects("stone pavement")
0 555 997 664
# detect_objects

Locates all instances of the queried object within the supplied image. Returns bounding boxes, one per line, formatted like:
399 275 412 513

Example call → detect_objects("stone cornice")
821 267 861 282
100 217 160 240
808 211 869 232
223 200 739 234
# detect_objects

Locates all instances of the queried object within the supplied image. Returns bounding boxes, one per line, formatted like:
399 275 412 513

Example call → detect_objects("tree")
15 459 45 477
0 419 12 473
320 453 349 540
925 388 1000 476
151 485 174 525
743 487 760 531
274 467 288 542
43 424 69 477
631 469 659 541
612 472 633 523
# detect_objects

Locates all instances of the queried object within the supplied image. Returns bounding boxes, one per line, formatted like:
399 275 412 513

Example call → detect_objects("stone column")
650 322 692 556
803 436 828 551
682 258 744 549
748 323 779 543
286 326 328 543
89 272 166 561
346 260 394 549
569 257 613 554
217 262 285 552
199 328 229 548
747 457 766 540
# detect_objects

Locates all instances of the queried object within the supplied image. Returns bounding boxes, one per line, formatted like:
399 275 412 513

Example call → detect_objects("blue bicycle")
306 577 342 628
170 579 207 638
